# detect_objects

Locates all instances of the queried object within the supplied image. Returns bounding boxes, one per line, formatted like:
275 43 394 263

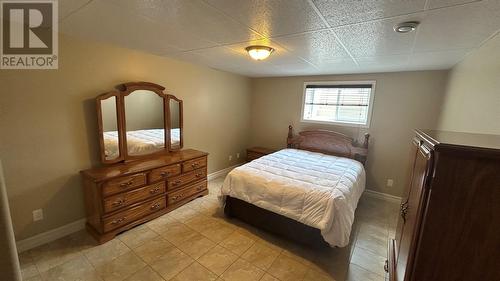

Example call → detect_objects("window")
301 81 375 127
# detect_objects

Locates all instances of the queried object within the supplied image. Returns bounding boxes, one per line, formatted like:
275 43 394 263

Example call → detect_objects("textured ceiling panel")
59 0 500 77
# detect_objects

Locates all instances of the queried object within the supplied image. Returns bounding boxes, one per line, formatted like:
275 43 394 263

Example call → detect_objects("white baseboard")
207 163 241 181
364 189 402 203
16 164 241 253
16 218 86 253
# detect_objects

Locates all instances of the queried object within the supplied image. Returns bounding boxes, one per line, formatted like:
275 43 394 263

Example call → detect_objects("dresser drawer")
168 180 207 205
182 157 207 172
103 182 166 213
102 173 147 197
148 164 181 183
168 168 206 190
103 197 165 232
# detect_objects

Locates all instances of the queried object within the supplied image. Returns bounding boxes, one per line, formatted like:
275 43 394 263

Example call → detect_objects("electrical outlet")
228 155 233 161
236 153 240 159
387 179 394 187
33 209 43 222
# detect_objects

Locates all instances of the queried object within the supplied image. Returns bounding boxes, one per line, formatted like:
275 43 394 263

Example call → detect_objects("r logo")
1 1 58 69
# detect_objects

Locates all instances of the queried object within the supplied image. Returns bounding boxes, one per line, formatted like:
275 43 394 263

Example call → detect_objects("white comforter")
220 149 365 247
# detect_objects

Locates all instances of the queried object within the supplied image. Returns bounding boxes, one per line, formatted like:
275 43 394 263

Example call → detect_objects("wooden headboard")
286 125 370 165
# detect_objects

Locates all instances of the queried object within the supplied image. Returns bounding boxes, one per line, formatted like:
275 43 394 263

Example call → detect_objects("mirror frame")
96 91 124 164
95 82 184 164
167 95 183 151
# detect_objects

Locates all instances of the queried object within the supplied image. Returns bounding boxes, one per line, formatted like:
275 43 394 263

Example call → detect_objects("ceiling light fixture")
245 45 274 61
394 21 420 33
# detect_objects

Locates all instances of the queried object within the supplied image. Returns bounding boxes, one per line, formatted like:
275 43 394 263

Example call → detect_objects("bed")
103 128 180 158
220 126 369 247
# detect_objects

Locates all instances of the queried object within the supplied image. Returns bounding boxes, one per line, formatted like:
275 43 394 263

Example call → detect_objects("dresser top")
81 149 208 182
416 129 500 152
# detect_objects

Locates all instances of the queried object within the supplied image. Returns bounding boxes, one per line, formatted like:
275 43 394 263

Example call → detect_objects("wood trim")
286 125 370 165
96 91 124 164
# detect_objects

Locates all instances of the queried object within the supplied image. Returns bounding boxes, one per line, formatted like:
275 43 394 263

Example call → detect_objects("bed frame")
224 125 370 247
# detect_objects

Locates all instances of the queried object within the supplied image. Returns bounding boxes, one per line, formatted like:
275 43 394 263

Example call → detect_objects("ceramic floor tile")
176 233 216 260
171 262 218 281
220 258 265 281
198 245 238 276
355 221 388 257
40 255 102 281
267 254 308 281
346 263 385 281
18 251 34 265
220 232 255 256
132 236 174 264
123 266 164 281
23 275 43 281
21 263 39 280
259 273 279 281
200 223 235 243
303 268 336 281
150 246 194 281
118 224 159 249
241 242 280 270
146 214 178 233
169 205 200 221
94 251 146 281
184 215 220 232
350 247 387 277
30 241 84 273
83 239 130 268
159 221 200 245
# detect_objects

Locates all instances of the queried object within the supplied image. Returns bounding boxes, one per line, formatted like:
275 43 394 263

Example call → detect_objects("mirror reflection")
125 90 165 156
101 96 120 161
170 99 181 150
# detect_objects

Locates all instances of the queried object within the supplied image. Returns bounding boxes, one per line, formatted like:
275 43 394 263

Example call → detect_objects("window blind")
303 84 373 125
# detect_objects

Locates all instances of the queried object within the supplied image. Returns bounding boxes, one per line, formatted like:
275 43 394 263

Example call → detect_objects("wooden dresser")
246 147 277 162
387 129 500 281
81 149 208 243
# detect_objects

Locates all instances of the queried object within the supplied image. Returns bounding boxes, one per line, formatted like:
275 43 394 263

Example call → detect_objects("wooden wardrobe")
387 129 500 281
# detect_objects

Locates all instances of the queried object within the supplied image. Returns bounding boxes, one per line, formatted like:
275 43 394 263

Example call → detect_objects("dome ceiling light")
245 45 274 60
394 21 420 33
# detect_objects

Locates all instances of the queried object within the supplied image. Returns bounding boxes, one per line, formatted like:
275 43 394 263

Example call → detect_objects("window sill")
300 119 370 128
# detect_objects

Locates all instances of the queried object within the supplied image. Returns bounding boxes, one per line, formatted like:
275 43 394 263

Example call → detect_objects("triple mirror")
96 82 183 164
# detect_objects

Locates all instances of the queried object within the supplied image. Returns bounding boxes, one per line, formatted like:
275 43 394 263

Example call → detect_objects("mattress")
220 148 365 247
103 128 179 158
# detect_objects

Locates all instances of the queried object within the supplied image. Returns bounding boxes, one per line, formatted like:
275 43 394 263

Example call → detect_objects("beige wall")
438 33 500 134
249 71 448 197
0 35 251 240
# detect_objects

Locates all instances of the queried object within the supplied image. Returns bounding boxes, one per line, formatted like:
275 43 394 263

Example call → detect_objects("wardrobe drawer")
103 197 165 232
102 173 147 197
168 168 206 190
148 164 181 183
103 182 166 213
182 157 207 172
168 180 207 205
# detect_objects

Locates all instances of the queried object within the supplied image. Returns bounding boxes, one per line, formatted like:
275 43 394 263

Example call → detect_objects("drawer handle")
384 260 389 272
400 200 409 223
119 181 133 188
150 203 161 210
172 180 182 186
112 199 125 206
150 187 161 194
172 194 183 201
196 185 204 191
195 173 203 178
111 217 126 225
160 171 169 177
191 163 199 168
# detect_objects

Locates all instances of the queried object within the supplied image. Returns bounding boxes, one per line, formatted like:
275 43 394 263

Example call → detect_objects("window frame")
300 80 376 128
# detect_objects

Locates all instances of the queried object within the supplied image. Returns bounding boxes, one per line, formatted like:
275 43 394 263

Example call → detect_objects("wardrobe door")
396 142 432 281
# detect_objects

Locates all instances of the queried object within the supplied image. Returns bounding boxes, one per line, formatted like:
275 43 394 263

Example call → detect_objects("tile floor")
19 176 399 281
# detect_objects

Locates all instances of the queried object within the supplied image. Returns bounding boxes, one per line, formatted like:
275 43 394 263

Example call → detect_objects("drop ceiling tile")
312 0 426 27
414 0 500 52
59 0 92 20
204 0 327 37
408 49 472 69
334 16 421 58
273 30 352 65
426 0 479 10
356 55 410 67
61 1 216 53
108 0 263 45
314 59 359 75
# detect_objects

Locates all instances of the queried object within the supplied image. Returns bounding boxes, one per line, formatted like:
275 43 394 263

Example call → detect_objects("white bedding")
103 128 180 159
220 148 365 247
